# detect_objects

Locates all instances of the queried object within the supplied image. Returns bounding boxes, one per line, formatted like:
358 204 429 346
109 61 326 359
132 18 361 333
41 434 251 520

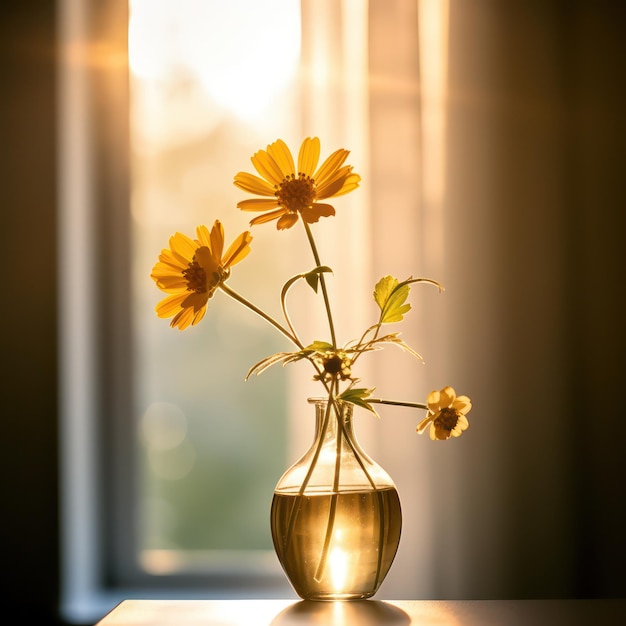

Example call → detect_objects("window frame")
59 2 295 623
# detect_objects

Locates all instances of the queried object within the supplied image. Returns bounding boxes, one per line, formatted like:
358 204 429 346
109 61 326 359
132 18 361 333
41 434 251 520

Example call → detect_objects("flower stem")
219 283 304 349
281 397 333 553
367 398 428 411
314 387 342 582
303 221 337 348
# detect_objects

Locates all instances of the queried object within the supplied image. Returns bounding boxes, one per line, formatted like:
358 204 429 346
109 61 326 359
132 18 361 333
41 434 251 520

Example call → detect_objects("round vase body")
270 398 402 601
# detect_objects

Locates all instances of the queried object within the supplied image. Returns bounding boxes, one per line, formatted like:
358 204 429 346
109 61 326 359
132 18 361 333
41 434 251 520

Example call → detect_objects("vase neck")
309 397 355 442
273 396 396 494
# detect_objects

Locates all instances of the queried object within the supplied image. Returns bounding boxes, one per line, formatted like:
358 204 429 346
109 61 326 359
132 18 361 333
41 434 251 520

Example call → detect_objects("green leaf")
305 340 334 353
373 276 397 309
338 387 380 417
281 266 333 314
374 275 445 324
374 276 411 323
305 266 333 293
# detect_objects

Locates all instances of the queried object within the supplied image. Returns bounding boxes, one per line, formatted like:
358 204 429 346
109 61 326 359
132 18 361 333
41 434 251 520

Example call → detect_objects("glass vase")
270 397 402 600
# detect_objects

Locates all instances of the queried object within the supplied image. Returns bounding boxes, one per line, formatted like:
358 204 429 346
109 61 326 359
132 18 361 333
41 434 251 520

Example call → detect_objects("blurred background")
2 0 625 624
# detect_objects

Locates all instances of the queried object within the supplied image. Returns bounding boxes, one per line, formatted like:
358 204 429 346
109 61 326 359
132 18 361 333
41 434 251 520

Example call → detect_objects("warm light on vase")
329 545 349 592
270 398 402 600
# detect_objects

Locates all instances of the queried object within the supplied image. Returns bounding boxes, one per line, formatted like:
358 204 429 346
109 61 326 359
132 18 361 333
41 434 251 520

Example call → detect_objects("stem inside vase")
270 397 402 600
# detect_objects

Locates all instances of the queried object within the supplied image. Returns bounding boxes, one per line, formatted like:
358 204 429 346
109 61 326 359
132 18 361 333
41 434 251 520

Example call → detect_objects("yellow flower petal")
252 149 284 186
195 224 212 248
222 231 253 267
267 139 295 177
316 165 355 199
169 232 199 264
150 258 179 280
276 212 299 230
453 396 472 415
455 414 469 430
301 203 335 224
171 304 205 331
314 148 349 186
439 386 456 407
416 414 433 434
233 172 276 196
180 291 210 311
427 389 442 410
155 292 188 318
154 248 187 271
151 274 187 293
324 171 362 198
209 220 225 263
249 207 290 226
298 137 320 176
237 198 281 212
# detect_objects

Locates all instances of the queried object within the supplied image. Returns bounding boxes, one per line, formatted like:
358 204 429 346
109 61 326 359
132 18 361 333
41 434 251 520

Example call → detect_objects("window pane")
128 0 302 569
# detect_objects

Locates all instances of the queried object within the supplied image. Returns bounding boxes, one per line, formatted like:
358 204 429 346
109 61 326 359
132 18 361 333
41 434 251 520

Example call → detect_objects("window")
128 0 302 579
60 1 449 623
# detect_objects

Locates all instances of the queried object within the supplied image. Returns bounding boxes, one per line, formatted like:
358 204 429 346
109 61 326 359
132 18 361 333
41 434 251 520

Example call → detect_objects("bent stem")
313 393 385 586
281 393 391 589
281 393 334 554
313 388 342 582
332 397 387 590
219 282 303 350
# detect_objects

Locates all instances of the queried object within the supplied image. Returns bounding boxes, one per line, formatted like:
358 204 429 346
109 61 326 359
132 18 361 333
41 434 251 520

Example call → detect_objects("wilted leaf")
372 333 424 362
246 350 309 380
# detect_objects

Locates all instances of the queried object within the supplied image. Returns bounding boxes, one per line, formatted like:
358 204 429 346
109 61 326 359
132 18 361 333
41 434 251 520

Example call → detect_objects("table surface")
95 598 626 625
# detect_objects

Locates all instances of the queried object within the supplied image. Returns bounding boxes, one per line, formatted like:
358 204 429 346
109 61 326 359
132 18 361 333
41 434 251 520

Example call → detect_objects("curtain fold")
367 0 626 599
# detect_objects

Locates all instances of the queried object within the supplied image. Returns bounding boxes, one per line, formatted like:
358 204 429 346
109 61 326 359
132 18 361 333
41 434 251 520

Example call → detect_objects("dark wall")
445 0 626 598
0 2 61 624
556 0 626 597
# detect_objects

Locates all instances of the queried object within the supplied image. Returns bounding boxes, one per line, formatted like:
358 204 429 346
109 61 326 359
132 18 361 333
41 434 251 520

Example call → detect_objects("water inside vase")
271 486 402 600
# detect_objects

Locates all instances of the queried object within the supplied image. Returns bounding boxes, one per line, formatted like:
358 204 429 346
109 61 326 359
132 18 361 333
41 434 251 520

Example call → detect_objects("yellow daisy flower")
233 137 361 230
151 220 252 330
416 386 472 441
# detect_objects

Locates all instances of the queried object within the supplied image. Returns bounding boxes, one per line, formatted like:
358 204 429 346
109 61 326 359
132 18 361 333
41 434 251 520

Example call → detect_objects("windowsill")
63 584 298 625
94 598 626 626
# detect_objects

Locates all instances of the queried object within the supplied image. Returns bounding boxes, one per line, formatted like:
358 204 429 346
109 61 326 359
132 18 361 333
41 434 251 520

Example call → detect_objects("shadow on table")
270 599 411 625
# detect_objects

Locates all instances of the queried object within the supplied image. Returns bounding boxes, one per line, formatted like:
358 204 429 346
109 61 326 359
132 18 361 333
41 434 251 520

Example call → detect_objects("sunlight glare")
329 544 349 592
128 0 301 120
418 0 449 271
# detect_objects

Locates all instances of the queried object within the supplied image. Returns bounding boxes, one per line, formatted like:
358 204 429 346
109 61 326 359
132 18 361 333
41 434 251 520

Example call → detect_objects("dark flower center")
183 258 207 294
276 174 316 213
317 352 353 382
323 354 344 375
434 407 459 433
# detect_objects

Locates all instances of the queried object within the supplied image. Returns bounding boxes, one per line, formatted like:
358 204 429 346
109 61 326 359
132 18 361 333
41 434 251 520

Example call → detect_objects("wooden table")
96 598 626 625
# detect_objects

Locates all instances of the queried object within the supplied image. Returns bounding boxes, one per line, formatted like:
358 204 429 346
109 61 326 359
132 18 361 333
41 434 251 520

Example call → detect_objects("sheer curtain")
367 0 460 599
379 0 626 601
299 0 456 599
